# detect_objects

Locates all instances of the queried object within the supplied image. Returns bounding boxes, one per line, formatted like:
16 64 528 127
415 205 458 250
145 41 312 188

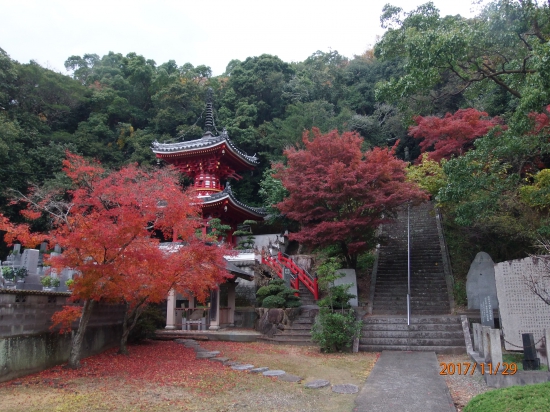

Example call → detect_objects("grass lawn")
0 340 377 412
464 382 550 412
502 353 549 372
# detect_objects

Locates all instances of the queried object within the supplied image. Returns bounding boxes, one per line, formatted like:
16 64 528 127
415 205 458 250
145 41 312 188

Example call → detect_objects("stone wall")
0 290 125 382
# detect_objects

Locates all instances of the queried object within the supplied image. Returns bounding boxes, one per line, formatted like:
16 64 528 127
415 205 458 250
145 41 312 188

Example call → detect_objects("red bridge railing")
261 252 319 300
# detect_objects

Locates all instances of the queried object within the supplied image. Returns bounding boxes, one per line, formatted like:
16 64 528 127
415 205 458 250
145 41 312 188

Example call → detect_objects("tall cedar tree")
274 128 427 268
2 153 230 366
408 108 504 163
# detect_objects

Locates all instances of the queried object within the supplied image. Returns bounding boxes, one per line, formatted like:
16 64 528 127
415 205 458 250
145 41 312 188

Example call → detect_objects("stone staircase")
256 306 318 346
359 316 466 354
298 282 317 306
361 202 465 354
371 202 451 316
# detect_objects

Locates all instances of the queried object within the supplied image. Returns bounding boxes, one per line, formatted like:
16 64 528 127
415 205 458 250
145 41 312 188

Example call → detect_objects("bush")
1 267 27 281
317 284 355 309
256 278 301 308
128 305 165 343
311 308 362 353
262 295 286 308
40 275 60 287
1 267 15 281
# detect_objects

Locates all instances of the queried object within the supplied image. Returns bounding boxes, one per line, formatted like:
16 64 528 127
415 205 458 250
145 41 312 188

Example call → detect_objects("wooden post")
228 282 236 327
209 288 220 330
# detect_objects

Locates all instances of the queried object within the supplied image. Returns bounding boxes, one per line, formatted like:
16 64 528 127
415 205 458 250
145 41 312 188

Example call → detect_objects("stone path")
175 338 358 393
354 351 456 412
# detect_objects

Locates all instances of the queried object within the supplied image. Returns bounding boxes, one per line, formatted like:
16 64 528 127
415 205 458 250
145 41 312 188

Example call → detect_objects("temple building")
152 90 263 330
151 90 266 244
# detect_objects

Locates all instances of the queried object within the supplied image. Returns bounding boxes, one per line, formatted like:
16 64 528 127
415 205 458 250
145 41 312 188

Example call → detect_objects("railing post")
407 202 411 326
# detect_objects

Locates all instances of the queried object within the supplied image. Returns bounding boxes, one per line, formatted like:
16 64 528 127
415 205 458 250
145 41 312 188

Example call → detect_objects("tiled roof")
151 129 259 165
202 184 266 217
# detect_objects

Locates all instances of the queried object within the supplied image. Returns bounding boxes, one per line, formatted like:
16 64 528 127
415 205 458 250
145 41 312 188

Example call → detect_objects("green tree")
375 1 550 117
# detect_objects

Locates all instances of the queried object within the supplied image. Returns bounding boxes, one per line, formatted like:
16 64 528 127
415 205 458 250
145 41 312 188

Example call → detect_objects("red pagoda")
151 90 266 244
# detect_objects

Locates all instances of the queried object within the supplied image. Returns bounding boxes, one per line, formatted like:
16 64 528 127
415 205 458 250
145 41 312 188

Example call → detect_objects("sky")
1 0 482 76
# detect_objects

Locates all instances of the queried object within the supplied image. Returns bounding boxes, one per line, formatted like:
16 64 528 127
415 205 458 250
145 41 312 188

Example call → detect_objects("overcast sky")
1 0 481 76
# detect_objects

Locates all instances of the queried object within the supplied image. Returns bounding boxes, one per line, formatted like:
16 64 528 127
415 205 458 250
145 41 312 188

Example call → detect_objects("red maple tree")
274 128 427 268
6 152 230 366
409 108 504 163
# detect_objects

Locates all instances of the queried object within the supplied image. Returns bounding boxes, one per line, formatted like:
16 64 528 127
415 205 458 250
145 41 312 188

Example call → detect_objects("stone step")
362 323 462 332
374 289 449 294
293 318 314 325
363 316 461 324
360 330 463 339
373 297 450 303
359 344 465 354
371 310 451 316
372 302 450 308
375 279 446 283
257 337 314 346
359 337 465 346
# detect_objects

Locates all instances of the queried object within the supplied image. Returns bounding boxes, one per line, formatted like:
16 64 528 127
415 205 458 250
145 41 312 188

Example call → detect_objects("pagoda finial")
204 88 214 134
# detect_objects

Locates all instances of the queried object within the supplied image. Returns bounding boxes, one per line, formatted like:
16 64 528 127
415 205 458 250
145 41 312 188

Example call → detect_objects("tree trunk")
67 299 95 369
118 302 147 355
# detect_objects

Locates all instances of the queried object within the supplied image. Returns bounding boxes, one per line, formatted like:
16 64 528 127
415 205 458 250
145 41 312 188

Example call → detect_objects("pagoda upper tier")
152 129 259 196
151 89 266 233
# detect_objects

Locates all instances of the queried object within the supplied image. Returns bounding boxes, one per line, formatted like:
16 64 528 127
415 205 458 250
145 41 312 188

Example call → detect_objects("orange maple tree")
5 152 230 366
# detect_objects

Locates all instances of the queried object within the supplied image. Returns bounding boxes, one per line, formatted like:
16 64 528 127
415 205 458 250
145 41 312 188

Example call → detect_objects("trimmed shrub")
311 308 362 353
256 278 301 308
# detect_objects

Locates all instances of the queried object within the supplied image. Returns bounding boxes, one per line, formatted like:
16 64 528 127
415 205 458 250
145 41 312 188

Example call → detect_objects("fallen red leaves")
1 341 238 395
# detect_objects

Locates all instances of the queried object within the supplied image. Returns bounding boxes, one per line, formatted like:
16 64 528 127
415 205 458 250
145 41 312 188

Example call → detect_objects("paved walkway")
354 351 456 412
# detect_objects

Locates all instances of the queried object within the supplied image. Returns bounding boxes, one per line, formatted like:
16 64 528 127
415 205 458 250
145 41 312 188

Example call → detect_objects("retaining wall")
0 290 125 382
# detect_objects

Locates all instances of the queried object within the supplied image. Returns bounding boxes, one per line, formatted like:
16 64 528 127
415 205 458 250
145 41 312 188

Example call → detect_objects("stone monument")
467 252 498 310
494 257 550 353
335 269 358 307
480 295 495 328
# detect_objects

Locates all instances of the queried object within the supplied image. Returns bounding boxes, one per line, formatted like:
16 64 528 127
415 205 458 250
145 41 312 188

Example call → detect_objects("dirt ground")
0 340 378 412
438 353 492 412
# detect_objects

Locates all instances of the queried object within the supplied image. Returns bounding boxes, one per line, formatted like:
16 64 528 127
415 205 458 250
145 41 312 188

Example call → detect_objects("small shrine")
151 89 265 244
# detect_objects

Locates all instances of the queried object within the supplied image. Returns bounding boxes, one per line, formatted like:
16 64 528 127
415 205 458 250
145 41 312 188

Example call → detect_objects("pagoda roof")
151 129 259 166
201 184 266 219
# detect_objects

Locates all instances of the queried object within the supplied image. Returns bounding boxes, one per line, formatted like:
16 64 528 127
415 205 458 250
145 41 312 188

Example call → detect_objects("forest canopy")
2 0 550 265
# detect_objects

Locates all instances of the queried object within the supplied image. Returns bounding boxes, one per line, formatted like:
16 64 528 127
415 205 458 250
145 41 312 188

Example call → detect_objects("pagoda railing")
261 251 318 301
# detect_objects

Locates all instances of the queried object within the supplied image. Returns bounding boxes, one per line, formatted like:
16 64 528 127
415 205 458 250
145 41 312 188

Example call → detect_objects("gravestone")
18 249 41 290
522 333 541 370
494 257 550 352
480 295 495 328
335 269 358 307
11 244 22 266
467 252 498 310
21 249 39 275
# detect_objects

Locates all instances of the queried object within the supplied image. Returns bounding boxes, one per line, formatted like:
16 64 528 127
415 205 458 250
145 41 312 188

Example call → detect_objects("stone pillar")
209 288 220 330
488 328 503 368
482 326 491 362
227 282 236 327
473 323 482 353
165 289 176 330
545 329 550 368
